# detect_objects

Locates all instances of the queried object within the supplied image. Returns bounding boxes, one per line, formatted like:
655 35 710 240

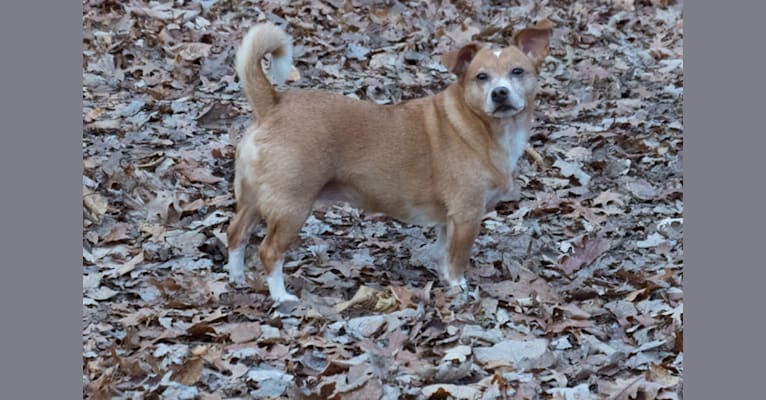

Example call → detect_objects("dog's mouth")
492 103 524 117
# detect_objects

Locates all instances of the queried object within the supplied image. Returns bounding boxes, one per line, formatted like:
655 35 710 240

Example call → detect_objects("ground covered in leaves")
83 0 683 398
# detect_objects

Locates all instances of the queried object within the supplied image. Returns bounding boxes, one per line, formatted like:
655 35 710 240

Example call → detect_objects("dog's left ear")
512 19 553 68
442 43 481 77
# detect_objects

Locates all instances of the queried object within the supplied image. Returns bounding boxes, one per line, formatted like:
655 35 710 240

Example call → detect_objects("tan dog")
226 20 552 303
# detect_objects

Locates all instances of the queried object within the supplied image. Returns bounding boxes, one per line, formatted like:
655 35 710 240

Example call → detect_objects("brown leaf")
598 374 664 400
186 321 216 338
136 222 164 241
196 102 237 128
559 232 615 275
175 42 212 61
217 322 262 343
109 347 146 378
112 252 144 277
83 187 109 223
547 318 595 334
445 21 480 45
181 198 205 212
101 223 132 243
85 366 115 400
174 160 223 184
480 276 559 302
171 356 204 386
388 285 417 309
335 286 397 313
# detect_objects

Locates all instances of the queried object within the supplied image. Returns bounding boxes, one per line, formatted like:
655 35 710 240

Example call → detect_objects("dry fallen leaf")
171 356 204 386
217 322 261 344
335 285 398 313
474 338 552 370
598 374 665 400
559 232 616 275
83 187 109 223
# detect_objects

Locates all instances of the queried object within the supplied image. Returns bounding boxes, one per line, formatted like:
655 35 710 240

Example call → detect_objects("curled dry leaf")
171 356 204 386
335 285 398 313
174 43 212 61
83 187 109 223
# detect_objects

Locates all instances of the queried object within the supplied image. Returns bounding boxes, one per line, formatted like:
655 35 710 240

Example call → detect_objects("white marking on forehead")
493 49 502 58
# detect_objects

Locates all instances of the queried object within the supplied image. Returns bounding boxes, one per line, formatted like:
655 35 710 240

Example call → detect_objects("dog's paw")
227 272 247 287
449 277 468 291
272 292 299 304
447 278 477 310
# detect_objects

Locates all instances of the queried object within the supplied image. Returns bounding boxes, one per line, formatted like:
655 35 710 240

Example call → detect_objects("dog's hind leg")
258 203 312 303
226 204 261 285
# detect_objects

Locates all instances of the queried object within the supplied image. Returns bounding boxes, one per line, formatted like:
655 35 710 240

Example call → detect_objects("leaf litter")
83 0 683 398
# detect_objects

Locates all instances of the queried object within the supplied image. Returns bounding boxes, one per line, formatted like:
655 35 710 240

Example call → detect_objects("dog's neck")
497 113 531 173
440 84 531 177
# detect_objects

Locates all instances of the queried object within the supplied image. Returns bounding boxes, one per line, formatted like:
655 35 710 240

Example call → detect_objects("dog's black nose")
491 87 509 103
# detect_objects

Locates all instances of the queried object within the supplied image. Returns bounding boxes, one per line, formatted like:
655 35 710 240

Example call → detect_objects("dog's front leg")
442 213 482 289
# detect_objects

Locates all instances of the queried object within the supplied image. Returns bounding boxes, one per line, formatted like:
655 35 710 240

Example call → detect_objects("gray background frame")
0 0 760 398
0 0 83 397
684 0 765 397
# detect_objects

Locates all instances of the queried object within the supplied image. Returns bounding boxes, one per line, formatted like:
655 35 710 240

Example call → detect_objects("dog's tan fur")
226 21 552 302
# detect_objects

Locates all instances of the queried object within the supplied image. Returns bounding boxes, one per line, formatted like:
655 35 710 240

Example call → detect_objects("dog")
225 20 552 303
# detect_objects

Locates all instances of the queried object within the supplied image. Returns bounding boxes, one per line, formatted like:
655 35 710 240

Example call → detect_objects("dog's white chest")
502 124 528 174
485 124 528 207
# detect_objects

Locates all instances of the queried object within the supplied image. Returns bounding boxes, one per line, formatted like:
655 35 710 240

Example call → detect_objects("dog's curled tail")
235 22 293 120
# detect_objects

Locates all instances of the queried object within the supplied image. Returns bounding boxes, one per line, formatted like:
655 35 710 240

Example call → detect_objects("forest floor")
82 0 683 398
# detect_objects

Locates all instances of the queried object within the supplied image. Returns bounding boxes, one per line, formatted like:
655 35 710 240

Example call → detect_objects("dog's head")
442 20 552 120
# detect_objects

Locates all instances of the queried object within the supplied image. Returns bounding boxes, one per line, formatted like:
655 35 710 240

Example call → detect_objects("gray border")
0 1 82 398
685 1 765 398
2 0 763 397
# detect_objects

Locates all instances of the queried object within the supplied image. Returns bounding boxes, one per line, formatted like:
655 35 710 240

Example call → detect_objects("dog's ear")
441 43 481 77
512 19 553 68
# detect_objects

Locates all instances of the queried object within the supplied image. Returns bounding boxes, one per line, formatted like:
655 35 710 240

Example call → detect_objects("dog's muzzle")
490 86 524 114
491 87 515 112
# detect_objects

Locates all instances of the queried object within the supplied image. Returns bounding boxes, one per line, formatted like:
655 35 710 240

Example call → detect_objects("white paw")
266 263 297 304
449 277 468 291
226 247 247 286
228 273 246 286
437 262 450 279
272 292 299 304
225 264 245 286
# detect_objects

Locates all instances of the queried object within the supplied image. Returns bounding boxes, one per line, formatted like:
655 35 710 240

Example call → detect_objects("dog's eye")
476 72 488 81
511 67 524 76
